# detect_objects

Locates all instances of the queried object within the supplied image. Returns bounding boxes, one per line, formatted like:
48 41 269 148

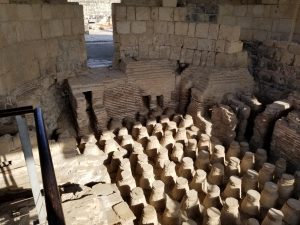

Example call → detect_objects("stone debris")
211 104 238 147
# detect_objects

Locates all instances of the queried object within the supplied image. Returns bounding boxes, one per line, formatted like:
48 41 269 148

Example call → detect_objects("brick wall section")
218 3 300 43
0 3 87 96
112 3 247 67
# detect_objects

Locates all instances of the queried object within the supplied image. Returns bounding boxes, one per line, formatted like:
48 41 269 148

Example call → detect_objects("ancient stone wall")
112 3 246 66
0 3 87 134
218 2 300 42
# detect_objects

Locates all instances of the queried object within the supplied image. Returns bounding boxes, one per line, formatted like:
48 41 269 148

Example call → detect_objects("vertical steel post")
34 108 65 225
16 115 47 224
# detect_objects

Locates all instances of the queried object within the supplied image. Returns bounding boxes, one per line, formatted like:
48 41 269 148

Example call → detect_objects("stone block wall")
0 3 86 96
0 3 87 134
218 3 300 42
112 3 247 67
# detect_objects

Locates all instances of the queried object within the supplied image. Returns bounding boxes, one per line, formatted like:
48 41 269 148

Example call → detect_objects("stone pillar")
281 198 300 225
146 119 157 135
241 152 255 175
156 148 170 169
166 121 178 136
195 150 210 172
132 122 143 140
161 161 177 191
162 197 181 225
220 197 241 225
260 182 279 218
139 163 155 191
254 148 267 171
203 185 222 209
140 205 159 225
203 207 221 225
171 177 189 202
277 173 295 206
130 187 147 219
225 157 241 180
180 189 202 221
175 127 188 146
258 163 275 191
222 176 242 200
137 126 149 148
198 133 211 153
208 163 224 186
211 145 225 165
160 130 175 151
149 180 166 213
153 123 164 140
178 157 195 181
145 136 161 159
261 208 283 225
242 169 259 195
186 139 198 160
171 143 184 163
190 169 208 201
241 190 261 218
117 170 136 199
136 153 149 175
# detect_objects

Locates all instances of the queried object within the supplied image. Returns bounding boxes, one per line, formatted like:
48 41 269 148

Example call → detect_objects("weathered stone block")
159 7 174 21
170 46 181 60
180 48 194 64
136 6 150 21
175 22 188 35
170 34 183 47
207 51 216 66
120 34 137 47
218 25 240 41
208 24 219 40
17 4 34 20
149 45 160 59
154 21 168 34
21 21 41 41
224 41 243 54
42 5 52 20
215 40 225 52
188 23 196 37
113 202 135 223
198 39 215 51
234 5 247 17
0 0 9 3
131 21 146 34
151 7 159 20
127 6 135 20
159 46 171 59
167 22 174 34
236 17 252 29
63 19 72 36
195 23 209 38
193 50 201 65
72 18 84 35
184 37 198 49
162 0 177 7
174 7 187 21
138 44 149 59
116 21 131 34
115 5 127 21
